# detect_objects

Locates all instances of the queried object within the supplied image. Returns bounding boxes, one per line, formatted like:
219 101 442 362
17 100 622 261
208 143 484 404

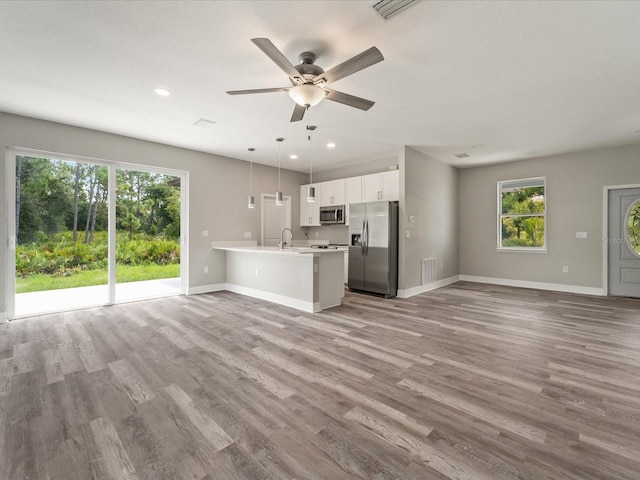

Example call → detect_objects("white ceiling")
1 1 640 172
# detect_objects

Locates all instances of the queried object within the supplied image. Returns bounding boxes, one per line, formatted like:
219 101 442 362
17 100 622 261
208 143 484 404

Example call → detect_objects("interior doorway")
607 186 640 297
261 194 291 246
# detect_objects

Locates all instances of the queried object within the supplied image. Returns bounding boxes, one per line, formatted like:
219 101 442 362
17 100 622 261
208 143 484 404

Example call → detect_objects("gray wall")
400 147 460 290
0 112 307 316
459 143 640 288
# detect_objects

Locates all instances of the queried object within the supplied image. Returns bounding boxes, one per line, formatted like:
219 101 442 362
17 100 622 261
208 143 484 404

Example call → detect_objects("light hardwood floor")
1 281 640 479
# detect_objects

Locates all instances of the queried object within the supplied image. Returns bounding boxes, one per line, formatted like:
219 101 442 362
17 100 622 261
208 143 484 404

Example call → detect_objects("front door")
608 187 640 297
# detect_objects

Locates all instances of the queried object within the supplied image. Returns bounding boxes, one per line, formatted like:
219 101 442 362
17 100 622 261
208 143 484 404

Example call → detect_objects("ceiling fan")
227 38 384 122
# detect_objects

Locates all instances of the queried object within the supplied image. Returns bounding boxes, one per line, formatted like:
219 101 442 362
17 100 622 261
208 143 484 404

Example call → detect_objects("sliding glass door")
13 155 109 316
8 150 187 318
115 168 181 302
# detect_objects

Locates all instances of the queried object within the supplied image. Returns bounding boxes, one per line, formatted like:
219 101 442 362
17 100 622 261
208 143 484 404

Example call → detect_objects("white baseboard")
397 275 461 298
186 283 227 295
0 311 6 323
223 284 317 313
459 275 605 296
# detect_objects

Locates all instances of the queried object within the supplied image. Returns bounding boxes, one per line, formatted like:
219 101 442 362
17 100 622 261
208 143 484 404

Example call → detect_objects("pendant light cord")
248 147 255 199
307 107 313 184
277 139 282 190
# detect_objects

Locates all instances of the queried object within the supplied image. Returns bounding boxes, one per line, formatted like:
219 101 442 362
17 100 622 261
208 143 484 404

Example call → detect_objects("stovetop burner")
311 245 338 249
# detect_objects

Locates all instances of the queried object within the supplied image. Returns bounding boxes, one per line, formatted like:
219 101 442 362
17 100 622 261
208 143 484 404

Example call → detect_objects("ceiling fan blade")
251 38 301 81
290 104 306 122
324 88 375 111
226 87 290 95
313 46 383 84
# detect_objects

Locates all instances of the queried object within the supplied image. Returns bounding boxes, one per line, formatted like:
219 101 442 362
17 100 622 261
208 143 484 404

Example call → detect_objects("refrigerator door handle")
364 220 369 256
361 220 366 256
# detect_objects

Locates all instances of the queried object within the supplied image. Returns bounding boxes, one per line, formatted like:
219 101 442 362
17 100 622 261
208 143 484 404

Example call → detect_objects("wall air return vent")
372 0 419 21
421 257 436 285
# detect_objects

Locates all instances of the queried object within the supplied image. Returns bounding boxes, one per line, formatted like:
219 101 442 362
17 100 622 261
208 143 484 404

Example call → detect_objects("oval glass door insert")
627 199 640 256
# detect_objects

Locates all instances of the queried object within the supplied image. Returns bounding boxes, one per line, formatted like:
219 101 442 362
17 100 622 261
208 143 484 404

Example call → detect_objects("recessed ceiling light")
154 88 170 97
327 143 336 148
290 154 298 160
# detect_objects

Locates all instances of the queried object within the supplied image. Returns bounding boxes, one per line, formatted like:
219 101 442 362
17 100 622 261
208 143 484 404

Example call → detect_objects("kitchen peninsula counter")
212 244 344 313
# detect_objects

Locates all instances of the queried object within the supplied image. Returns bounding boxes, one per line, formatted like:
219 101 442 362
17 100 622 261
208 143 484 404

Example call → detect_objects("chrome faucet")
280 227 293 249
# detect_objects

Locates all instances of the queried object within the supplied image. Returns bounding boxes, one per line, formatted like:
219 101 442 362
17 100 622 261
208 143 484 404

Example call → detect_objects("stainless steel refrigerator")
348 201 399 298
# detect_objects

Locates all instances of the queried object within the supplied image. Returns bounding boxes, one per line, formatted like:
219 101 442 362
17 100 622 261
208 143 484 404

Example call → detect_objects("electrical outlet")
244 231 252 238
203 266 208 273
405 229 411 238
315 231 319 237
409 215 415 223
575 231 588 239
202 230 209 237
255 268 260 277
562 266 569 273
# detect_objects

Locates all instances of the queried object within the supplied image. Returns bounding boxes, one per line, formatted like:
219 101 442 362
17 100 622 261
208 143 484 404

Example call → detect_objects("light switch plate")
244 231 252 238
405 229 411 238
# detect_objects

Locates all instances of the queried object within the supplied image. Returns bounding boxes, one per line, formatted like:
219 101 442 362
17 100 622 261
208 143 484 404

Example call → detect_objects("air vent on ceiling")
455 153 470 159
372 0 419 21
193 118 216 128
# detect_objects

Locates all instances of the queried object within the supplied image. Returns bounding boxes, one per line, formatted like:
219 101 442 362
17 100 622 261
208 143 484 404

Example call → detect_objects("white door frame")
4 147 189 319
602 182 640 295
260 193 291 246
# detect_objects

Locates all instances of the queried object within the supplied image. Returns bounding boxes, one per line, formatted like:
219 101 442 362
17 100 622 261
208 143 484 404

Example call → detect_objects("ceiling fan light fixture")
288 84 326 107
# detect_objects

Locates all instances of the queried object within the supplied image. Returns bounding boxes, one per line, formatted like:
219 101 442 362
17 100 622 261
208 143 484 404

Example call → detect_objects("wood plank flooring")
1 281 640 479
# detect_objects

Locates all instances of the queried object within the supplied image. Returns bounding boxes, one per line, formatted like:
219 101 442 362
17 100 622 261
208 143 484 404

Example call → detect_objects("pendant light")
307 126 317 203
247 147 255 209
275 137 284 206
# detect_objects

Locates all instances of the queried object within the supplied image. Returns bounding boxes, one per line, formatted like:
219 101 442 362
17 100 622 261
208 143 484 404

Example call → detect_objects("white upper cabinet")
300 184 321 226
345 176 362 226
380 170 400 201
362 170 399 202
319 179 346 206
300 169 398 227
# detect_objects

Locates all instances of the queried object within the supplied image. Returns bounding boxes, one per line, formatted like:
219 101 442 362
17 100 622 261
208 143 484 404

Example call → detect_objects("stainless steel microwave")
320 205 345 224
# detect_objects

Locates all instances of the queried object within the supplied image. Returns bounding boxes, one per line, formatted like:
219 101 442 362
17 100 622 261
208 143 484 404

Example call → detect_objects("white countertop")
213 245 344 256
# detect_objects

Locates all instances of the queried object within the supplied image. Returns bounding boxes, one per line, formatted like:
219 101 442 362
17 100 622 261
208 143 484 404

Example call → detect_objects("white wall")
0 112 307 317
459 143 640 290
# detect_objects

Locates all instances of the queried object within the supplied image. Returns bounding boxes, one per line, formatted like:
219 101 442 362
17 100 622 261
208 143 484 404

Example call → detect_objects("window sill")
496 247 548 254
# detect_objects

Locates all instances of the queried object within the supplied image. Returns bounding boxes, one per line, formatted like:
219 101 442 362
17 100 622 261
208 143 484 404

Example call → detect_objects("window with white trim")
498 177 546 250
